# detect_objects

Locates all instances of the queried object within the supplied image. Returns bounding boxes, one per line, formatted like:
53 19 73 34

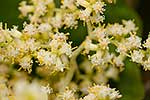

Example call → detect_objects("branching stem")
59 21 94 92
59 42 84 91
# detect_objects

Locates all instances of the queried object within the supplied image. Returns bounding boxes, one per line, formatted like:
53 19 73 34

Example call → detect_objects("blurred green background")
0 0 150 100
0 0 23 29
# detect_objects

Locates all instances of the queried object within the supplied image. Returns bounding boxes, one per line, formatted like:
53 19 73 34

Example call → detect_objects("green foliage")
60 21 88 47
0 0 23 29
117 58 145 100
104 1 143 36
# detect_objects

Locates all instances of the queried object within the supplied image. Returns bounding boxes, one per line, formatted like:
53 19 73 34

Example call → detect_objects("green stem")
86 21 94 39
59 21 94 92
59 42 85 92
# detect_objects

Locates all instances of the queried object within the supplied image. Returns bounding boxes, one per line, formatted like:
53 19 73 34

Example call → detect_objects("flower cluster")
0 22 72 73
0 76 51 100
56 85 121 100
0 0 149 99
130 35 150 71
80 85 121 100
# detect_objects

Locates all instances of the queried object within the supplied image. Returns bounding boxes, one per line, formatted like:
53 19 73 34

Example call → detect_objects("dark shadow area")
136 0 150 99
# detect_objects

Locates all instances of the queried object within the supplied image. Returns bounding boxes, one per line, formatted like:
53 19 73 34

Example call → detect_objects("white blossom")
76 0 90 7
80 93 96 100
19 1 34 16
89 50 104 66
38 23 52 33
37 49 53 66
92 1 105 14
79 8 92 21
131 50 144 63
57 89 76 100
51 12 63 29
88 85 122 100
19 55 33 73
10 26 22 38
143 36 150 49
14 80 48 100
84 37 98 54
142 57 150 71
122 20 138 33
24 24 37 34
106 23 124 36
63 13 78 28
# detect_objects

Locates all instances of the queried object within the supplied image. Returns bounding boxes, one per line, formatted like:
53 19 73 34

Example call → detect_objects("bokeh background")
0 0 150 99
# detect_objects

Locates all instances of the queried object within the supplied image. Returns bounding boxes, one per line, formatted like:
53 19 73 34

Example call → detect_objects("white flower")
24 24 37 34
79 8 92 21
116 42 128 54
131 50 144 63
37 49 66 72
89 50 104 66
80 93 96 100
92 27 106 39
84 37 98 54
51 12 63 29
49 33 72 57
14 80 48 100
10 26 22 38
55 57 65 72
122 20 138 33
88 85 122 100
103 52 114 64
113 55 124 67
38 23 52 33
76 0 90 7
15 39 38 53
35 2 47 16
142 57 150 71
126 34 141 49
63 13 77 28
19 55 33 73
57 89 76 100
106 23 124 36
90 14 105 23
37 49 53 66
116 35 141 54
0 32 6 43
59 43 72 57
61 0 75 9
26 39 38 52
143 36 150 49
92 1 105 14
41 84 52 94
53 32 68 41
98 37 110 50
6 45 19 58
19 1 34 16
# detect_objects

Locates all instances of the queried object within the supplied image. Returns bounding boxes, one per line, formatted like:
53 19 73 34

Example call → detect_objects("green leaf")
0 0 23 29
60 21 88 47
117 58 144 100
104 4 143 36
